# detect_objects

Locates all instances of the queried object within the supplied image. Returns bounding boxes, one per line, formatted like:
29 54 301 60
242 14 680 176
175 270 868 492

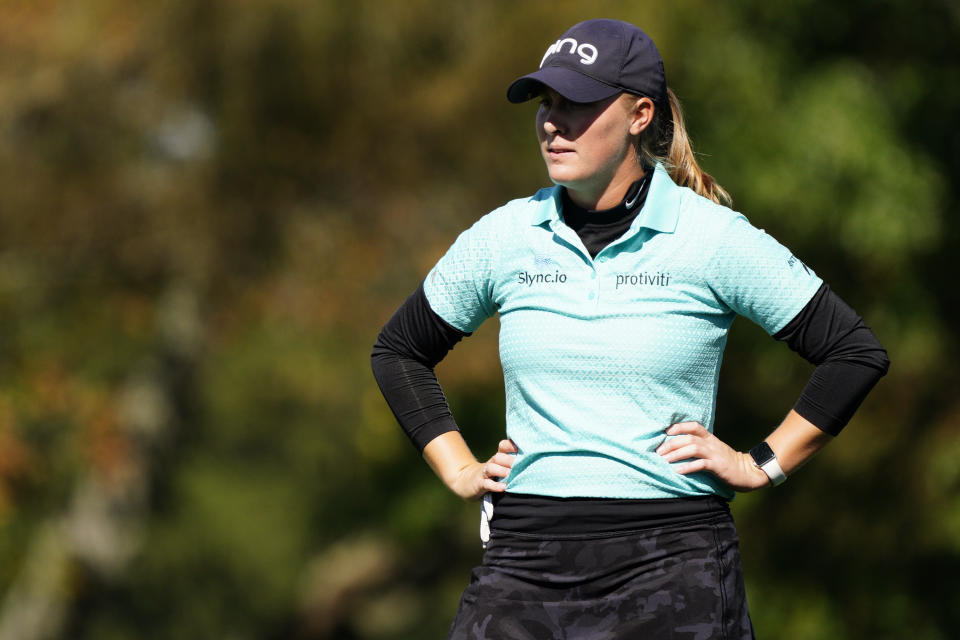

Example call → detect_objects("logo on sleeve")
787 255 812 275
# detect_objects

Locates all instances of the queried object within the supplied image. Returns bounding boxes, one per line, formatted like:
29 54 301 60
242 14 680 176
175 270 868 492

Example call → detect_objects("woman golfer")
372 18 889 639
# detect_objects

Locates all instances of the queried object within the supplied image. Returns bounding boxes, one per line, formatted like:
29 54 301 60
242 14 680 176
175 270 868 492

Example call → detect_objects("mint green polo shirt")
424 164 822 499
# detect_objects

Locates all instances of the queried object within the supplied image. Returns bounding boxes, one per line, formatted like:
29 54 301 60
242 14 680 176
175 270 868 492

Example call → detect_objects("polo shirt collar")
530 163 680 234
636 163 680 234
529 189 563 226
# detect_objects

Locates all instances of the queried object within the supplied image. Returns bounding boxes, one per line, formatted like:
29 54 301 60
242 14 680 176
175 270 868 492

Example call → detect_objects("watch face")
750 442 775 466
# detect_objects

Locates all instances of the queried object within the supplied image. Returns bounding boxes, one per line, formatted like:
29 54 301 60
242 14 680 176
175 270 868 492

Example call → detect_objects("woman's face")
535 89 653 209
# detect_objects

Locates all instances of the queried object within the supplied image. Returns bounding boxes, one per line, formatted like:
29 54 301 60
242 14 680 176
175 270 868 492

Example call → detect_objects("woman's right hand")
449 439 518 501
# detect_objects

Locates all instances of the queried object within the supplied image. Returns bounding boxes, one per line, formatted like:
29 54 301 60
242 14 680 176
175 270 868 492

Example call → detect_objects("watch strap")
749 442 787 487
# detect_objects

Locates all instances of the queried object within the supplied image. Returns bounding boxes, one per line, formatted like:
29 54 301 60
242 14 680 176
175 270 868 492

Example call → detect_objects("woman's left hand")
656 422 769 492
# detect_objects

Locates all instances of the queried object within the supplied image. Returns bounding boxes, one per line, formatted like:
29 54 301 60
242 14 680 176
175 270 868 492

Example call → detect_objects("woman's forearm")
764 409 834 477
423 431 482 491
423 432 517 501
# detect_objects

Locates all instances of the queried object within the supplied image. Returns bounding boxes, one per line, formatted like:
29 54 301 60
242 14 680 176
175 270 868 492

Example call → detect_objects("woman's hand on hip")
449 439 518 501
656 422 769 492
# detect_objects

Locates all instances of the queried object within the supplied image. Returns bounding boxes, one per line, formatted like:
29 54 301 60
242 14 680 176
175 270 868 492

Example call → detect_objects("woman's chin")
545 170 581 189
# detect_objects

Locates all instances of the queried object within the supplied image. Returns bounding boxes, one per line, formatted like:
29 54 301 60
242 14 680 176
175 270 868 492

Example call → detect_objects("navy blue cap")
507 19 667 105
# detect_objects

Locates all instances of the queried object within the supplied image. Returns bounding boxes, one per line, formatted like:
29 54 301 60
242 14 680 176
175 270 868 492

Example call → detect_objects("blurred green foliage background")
0 1 957 638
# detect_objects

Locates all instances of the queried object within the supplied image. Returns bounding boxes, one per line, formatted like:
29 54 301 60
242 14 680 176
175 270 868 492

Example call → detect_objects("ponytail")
636 88 732 207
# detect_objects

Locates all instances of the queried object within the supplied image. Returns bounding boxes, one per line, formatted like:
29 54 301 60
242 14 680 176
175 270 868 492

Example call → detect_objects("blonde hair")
636 88 732 207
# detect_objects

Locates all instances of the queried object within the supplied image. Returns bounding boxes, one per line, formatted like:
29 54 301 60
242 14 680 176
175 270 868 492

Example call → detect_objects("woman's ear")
628 96 656 136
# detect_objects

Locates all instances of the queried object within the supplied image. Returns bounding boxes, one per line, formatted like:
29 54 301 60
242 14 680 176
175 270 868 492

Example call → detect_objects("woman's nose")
542 116 562 136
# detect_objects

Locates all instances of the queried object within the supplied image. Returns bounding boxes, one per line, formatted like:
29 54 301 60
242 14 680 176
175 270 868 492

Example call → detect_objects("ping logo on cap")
540 38 599 68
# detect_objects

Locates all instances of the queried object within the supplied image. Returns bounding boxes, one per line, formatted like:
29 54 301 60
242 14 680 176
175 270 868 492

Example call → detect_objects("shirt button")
590 272 597 280
588 291 595 300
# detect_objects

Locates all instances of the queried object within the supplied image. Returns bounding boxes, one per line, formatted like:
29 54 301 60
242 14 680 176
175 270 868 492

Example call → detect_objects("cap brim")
507 66 621 104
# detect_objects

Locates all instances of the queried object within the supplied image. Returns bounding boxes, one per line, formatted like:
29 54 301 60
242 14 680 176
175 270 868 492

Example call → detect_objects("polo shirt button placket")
592 256 606 305
589 261 601 304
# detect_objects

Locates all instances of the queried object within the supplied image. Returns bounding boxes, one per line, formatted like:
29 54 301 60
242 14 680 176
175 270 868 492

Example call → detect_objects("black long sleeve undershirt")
772 283 890 434
370 284 467 451
371 278 889 452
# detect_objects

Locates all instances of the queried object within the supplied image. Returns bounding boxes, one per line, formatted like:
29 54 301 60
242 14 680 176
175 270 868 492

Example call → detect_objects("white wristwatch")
749 442 787 487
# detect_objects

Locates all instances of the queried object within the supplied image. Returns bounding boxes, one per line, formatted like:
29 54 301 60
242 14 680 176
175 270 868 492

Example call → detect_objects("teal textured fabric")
424 164 822 499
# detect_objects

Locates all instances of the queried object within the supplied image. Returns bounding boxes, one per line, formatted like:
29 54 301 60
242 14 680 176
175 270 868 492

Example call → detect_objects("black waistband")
490 492 731 536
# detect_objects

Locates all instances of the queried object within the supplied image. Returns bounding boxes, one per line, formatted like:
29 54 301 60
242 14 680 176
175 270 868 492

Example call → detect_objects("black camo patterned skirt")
447 510 755 639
